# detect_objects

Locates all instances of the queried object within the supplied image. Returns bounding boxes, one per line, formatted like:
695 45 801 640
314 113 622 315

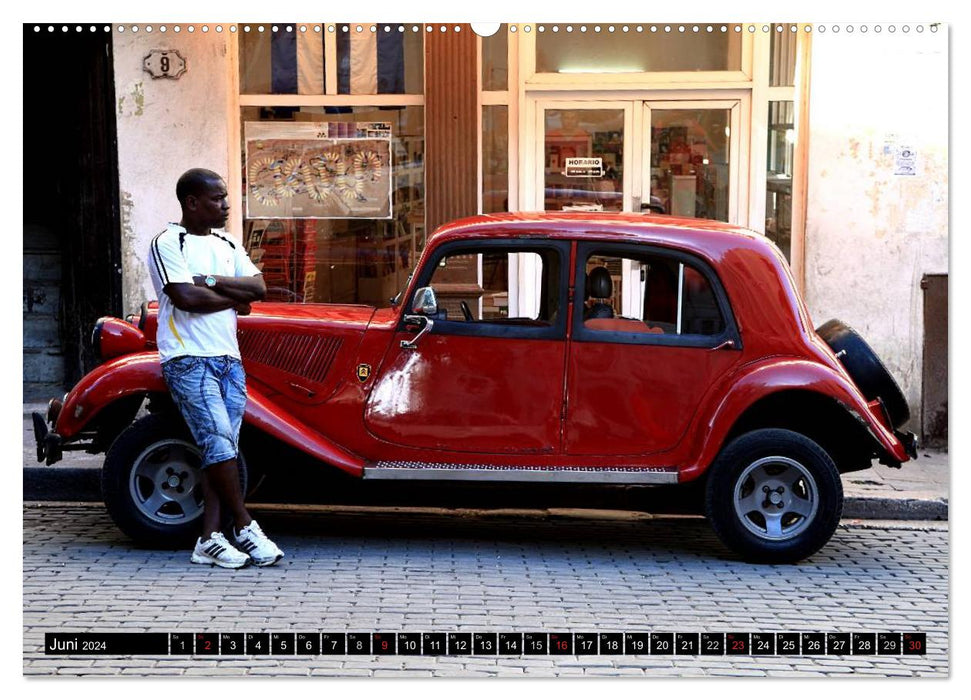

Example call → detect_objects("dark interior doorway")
23 25 122 399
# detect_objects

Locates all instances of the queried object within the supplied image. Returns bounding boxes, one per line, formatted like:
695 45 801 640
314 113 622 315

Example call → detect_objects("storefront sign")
564 157 604 178
244 122 393 219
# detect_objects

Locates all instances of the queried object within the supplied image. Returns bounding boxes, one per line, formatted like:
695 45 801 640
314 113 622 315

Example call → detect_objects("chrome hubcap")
733 456 818 541
128 439 204 525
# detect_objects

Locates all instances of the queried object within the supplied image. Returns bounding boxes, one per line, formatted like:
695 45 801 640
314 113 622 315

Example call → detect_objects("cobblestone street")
23 503 948 677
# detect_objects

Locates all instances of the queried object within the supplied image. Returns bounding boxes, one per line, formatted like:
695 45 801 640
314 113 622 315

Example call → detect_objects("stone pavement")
23 503 948 677
22 402 949 519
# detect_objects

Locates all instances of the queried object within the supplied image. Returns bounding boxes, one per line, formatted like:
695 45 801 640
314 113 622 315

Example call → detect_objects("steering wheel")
460 301 474 322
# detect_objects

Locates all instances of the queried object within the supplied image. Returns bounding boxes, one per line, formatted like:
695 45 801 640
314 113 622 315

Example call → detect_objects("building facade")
24 22 948 444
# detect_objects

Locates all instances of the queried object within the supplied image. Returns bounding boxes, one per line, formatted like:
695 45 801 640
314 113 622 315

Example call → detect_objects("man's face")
189 178 230 229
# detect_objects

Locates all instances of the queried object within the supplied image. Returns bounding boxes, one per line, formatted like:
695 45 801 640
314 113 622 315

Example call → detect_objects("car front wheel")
101 413 247 547
704 429 843 563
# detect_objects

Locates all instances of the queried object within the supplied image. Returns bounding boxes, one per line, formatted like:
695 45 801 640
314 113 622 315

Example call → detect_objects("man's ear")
184 194 198 212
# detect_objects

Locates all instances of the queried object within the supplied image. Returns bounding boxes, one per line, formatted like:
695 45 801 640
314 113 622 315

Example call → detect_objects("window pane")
240 105 424 306
770 24 798 87
430 250 557 324
536 28 741 73
482 105 509 213
584 253 724 336
238 24 423 95
481 24 508 90
337 24 424 95
650 109 731 221
766 101 795 260
544 109 624 212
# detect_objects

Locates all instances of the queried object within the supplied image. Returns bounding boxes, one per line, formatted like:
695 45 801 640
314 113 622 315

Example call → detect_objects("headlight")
92 317 147 362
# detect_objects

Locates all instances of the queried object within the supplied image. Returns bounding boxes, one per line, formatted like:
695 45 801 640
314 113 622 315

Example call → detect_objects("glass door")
535 102 633 213
642 100 741 222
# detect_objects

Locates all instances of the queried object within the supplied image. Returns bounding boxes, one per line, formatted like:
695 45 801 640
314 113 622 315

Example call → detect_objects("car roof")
429 212 769 252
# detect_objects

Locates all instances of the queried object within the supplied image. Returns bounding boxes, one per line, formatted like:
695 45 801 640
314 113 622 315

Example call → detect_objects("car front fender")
55 351 365 477
55 352 169 439
244 387 364 477
681 358 910 481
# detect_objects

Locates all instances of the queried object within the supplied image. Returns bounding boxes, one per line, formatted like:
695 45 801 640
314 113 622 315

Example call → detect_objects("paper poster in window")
245 121 393 219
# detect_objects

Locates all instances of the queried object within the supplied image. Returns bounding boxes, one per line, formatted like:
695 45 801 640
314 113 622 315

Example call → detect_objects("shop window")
482 105 509 213
582 252 725 336
238 24 423 95
770 24 798 87
535 28 742 74
766 101 794 260
239 105 424 307
481 25 508 90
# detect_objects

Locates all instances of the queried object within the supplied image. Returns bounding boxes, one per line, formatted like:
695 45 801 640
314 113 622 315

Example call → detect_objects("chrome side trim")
364 462 679 484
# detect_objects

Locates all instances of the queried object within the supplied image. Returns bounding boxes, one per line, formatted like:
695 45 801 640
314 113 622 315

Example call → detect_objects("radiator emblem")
356 364 372 383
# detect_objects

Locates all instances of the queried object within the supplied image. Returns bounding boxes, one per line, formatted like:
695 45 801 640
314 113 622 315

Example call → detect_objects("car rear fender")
681 358 910 481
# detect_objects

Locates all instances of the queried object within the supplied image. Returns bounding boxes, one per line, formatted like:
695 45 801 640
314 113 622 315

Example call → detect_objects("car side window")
428 249 560 326
582 252 725 336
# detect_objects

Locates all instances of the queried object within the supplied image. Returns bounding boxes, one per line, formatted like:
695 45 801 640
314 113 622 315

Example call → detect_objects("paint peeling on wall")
117 81 145 117
119 190 149 315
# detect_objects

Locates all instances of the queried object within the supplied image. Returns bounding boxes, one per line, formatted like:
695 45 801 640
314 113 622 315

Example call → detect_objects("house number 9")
143 49 187 79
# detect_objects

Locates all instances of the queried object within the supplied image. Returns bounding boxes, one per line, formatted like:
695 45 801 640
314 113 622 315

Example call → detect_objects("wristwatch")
204 274 217 288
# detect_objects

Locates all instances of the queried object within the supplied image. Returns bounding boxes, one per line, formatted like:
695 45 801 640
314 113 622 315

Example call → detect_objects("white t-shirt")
148 223 262 362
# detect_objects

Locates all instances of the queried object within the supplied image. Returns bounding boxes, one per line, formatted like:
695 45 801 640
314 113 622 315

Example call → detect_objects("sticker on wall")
244 121 393 219
894 144 918 176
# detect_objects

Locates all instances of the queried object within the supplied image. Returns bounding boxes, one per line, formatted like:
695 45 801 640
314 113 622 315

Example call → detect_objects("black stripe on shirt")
150 231 170 285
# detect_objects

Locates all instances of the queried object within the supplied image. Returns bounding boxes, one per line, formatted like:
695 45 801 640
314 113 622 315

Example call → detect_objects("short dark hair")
176 168 224 206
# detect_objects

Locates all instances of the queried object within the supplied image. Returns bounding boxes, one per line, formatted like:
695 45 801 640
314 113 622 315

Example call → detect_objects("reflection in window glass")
583 253 724 336
770 24 798 87
766 101 795 260
239 105 424 307
482 105 509 213
650 109 730 221
544 109 624 212
481 25 508 91
238 25 423 95
536 28 741 73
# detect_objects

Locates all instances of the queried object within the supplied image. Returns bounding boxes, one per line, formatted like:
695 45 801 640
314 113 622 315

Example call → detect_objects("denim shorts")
161 355 247 468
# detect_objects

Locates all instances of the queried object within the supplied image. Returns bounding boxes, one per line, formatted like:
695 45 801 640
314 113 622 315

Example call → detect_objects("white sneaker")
191 531 251 569
234 519 284 567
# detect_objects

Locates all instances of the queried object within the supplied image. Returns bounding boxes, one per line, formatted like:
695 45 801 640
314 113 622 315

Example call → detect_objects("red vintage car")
33 212 917 562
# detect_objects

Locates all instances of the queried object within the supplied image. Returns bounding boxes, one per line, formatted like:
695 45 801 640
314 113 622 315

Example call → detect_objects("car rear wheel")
705 429 842 563
816 319 910 429
101 413 247 547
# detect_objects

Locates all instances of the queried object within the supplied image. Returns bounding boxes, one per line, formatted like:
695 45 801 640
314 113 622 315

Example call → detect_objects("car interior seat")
584 266 615 320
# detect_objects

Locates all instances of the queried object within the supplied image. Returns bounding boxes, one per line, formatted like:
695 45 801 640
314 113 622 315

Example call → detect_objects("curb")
22 467 949 521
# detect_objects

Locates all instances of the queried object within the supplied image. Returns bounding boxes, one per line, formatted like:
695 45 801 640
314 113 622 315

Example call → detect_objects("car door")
565 241 742 456
365 239 570 455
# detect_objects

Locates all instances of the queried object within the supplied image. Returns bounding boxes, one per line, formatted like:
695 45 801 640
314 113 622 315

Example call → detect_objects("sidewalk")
22 402 948 520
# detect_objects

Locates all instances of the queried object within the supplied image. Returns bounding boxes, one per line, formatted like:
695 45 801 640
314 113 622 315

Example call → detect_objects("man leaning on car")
147 167 284 569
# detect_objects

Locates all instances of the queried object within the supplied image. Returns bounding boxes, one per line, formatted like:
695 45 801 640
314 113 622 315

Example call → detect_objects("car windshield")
390 269 415 307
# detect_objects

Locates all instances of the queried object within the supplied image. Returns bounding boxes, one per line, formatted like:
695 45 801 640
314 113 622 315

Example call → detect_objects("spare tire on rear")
815 319 910 429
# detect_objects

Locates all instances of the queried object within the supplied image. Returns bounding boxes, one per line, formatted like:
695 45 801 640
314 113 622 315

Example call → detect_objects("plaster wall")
113 28 237 316
805 29 948 431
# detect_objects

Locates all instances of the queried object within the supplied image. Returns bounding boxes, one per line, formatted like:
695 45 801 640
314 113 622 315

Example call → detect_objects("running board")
364 462 679 484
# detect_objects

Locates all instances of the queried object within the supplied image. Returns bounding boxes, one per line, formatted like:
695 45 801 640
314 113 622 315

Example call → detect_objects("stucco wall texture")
113 28 236 317
806 29 948 432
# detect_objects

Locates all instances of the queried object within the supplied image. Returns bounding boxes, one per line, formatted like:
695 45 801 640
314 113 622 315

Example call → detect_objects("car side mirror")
411 287 439 316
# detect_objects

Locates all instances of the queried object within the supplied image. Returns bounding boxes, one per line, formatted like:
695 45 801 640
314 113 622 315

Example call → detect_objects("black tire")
816 319 910 428
101 413 247 547
705 429 843 563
